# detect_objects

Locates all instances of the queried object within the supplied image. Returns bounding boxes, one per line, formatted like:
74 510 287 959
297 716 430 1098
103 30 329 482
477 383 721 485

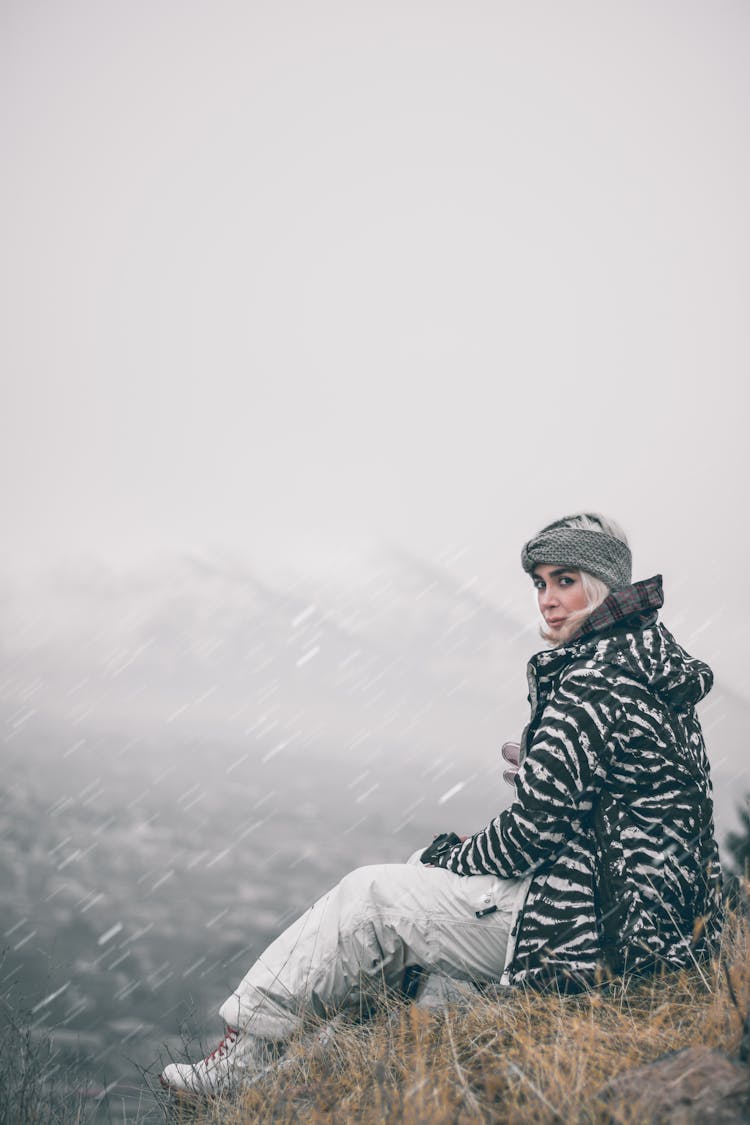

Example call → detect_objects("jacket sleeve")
434 666 625 878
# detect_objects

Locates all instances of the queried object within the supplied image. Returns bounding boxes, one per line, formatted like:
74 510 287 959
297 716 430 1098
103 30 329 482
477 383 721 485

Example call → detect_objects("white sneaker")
159 1025 271 1098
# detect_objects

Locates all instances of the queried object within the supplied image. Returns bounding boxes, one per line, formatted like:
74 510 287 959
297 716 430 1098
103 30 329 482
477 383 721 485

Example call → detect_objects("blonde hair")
536 514 619 645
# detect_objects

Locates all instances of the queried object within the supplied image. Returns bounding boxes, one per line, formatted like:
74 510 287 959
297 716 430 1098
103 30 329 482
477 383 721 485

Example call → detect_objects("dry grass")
166 907 750 1125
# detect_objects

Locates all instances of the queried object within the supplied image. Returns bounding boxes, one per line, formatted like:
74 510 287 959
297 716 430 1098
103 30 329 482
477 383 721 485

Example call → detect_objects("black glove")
419 832 462 865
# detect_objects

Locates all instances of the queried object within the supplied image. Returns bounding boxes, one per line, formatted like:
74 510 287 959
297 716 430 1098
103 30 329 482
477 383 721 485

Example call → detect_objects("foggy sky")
1 1 748 692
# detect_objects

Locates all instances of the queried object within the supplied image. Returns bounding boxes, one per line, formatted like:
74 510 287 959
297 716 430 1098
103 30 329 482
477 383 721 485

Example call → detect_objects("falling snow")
1 550 747 1123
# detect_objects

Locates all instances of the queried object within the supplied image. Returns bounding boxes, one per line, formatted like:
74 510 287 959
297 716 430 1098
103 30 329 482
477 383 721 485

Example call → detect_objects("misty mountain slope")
0 552 534 774
0 551 746 840
699 681 750 839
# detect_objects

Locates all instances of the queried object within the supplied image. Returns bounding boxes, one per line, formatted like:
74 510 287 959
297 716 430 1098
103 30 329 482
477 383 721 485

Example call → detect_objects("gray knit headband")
521 527 632 591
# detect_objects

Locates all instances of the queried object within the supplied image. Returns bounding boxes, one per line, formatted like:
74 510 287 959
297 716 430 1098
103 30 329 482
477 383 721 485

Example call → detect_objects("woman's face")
532 564 591 644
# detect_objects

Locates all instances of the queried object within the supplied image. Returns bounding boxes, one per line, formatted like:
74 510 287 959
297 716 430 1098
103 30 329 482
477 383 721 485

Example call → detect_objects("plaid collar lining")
571 574 664 642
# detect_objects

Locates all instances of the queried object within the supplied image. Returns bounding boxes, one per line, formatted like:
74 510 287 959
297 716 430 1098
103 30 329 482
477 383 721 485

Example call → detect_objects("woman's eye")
559 576 575 587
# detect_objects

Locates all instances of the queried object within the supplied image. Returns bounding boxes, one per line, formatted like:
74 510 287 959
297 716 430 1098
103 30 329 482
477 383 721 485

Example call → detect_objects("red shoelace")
206 1026 239 1062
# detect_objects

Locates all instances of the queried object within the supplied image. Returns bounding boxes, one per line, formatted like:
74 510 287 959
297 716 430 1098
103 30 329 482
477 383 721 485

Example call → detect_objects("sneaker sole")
158 1072 215 1102
158 1058 275 1100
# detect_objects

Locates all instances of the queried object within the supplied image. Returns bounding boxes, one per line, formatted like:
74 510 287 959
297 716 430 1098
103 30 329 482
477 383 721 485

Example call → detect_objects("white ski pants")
219 851 530 1040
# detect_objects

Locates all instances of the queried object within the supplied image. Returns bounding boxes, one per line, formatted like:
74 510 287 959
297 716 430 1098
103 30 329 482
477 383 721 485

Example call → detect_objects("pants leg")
219 862 529 1040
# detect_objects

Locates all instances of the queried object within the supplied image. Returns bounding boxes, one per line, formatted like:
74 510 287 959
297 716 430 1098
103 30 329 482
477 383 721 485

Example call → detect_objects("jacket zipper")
499 875 533 987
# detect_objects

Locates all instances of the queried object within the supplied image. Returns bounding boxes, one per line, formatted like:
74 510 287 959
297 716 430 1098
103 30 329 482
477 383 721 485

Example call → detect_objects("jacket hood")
532 576 714 712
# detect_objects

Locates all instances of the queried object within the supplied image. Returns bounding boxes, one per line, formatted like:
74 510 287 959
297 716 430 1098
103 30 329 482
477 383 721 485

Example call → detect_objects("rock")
599 1045 750 1124
414 972 481 1011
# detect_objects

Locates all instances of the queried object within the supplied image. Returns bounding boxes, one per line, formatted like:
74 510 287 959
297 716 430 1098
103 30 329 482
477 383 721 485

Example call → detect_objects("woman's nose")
540 586 558 608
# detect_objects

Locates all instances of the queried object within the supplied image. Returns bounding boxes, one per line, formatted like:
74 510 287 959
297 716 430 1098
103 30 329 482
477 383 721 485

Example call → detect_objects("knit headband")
521 526 632 591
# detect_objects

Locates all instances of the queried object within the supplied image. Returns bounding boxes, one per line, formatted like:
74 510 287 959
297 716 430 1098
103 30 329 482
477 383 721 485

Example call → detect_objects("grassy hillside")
5 903 747 1123
160 904 750 1125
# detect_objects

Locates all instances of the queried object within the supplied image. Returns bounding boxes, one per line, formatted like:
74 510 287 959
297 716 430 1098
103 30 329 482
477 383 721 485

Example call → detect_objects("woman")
160 513 723 1096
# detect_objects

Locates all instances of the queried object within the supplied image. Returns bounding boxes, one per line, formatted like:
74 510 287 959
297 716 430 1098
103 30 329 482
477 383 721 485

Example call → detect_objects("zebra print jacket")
435 575 724 988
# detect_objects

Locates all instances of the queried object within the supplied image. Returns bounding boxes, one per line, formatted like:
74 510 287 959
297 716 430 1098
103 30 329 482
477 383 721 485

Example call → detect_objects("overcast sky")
1 1 748 691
